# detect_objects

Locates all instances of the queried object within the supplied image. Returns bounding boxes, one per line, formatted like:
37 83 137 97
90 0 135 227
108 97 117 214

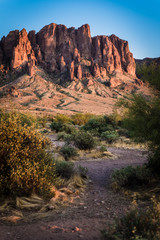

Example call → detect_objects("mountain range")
0 23 153 115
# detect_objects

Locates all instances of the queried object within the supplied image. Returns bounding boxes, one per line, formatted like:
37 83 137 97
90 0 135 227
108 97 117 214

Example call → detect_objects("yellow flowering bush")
0 111 56 197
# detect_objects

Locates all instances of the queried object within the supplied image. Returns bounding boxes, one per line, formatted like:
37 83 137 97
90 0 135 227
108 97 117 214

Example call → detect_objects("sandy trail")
0 147 147 240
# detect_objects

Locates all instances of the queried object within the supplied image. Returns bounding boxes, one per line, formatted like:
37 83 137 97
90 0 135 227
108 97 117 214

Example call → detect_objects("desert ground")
0 146 147 240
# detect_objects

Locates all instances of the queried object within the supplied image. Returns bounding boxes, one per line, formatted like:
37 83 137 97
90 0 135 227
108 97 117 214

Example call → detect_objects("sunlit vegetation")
0 110 56 198
50 113 121 148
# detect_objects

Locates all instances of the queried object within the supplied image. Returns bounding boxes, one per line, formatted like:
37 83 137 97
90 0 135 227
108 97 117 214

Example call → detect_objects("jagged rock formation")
0 23 136 80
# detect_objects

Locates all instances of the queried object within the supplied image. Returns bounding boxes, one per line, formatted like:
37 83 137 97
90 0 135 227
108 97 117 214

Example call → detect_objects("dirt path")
0 147 147 240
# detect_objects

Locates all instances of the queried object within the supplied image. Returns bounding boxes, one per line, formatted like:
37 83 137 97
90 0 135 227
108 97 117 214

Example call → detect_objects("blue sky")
0 0 160 59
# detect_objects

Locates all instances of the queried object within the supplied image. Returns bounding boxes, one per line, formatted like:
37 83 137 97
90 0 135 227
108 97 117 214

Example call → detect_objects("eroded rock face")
0 23 136 79
2 30 19 61
109 34 136 76
11 29 35 69
1 29 35 70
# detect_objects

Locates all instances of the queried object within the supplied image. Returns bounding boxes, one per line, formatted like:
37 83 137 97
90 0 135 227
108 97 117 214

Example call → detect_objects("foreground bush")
0 111 57 197
102 196 160 240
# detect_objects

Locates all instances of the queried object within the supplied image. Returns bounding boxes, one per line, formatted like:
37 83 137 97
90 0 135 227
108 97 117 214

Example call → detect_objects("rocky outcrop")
109 34 136 76
0 23 136 80
1 29 35 70
11 29 35 69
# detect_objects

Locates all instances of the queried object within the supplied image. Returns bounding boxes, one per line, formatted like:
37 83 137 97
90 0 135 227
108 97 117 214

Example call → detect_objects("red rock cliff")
0 23 136 79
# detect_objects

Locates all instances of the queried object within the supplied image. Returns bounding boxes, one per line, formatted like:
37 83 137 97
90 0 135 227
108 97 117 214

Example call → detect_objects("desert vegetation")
103 90 160 239
136 60 160 91
1 89 160 240
0 110 89 220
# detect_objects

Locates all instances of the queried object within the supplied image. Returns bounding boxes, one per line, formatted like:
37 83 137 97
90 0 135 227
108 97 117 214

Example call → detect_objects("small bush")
102 196 160 240
50 121 64 132
57 132 67 140
73 131 96 150
60 146 78 160
50 121 76 134
83 117 106 135
101 130 118 143
55 160 74 179
111 166 150 189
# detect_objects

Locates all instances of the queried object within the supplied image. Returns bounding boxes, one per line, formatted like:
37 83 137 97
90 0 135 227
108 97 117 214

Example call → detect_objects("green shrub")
101 130 118 143
83 115 116 136
50 121 76 134
83 117 107 135
102 196 160 240
63 124 77 134
111 166 150 189
57 132 67 140
73 131 96 150
50 121 64 132
0 111 57 198
55 160 74 179
60 146 78 160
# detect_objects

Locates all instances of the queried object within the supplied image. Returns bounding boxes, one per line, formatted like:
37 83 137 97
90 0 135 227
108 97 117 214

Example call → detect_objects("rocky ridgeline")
0 23 136 79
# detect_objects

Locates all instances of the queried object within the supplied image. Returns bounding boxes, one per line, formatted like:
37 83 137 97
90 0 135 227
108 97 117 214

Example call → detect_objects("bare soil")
0 147 147 240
